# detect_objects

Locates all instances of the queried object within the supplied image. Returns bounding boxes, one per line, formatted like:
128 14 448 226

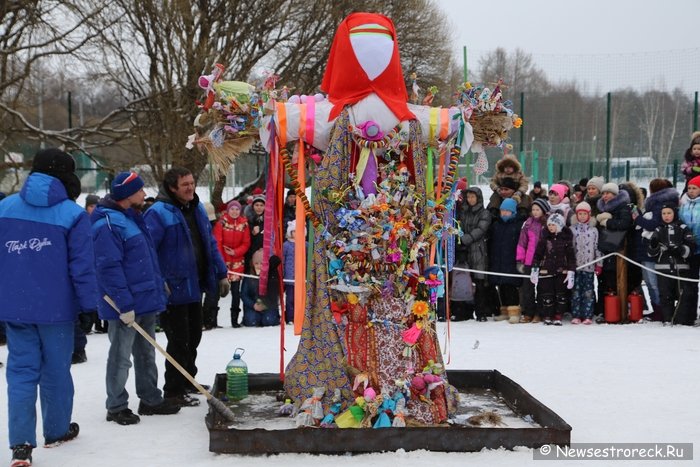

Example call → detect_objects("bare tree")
640 88 684 173
0 1 117 157
476 47 550 96
81 0 457 205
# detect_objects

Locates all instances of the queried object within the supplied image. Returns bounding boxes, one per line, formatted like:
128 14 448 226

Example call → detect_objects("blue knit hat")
111 171 144 201
500 197 517 213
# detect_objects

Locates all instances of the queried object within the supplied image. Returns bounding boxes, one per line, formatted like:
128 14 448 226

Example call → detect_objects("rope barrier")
229 250 700 288
227 270 295 284
449 251 700 283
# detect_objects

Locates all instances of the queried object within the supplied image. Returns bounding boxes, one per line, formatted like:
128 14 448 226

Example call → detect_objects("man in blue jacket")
144 167 229 406
92 171 181 425
0 148 97 466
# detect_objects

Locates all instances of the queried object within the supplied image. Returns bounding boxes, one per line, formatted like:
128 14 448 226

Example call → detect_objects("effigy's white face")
349 24 394 81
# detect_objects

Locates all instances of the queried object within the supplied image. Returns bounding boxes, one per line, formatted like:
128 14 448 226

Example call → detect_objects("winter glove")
692 166 700 173
669 244 689 258
596 212 612 223
564 271 575 290
649 236 660 249
218 278 230 298
78 311 95 333
119 310 136 326
530 268 540 286
594 265 603 276
516 261 525 274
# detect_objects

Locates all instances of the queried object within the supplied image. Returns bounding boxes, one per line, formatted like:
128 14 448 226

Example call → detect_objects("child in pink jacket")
516 198 550 322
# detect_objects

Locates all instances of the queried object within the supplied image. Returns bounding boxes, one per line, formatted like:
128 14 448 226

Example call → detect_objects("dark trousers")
674 255 698 325
518 266 537 317
202 291 220 329
496 284 519 307
229 281 242 326
160 301 203 397
537 273 570 320
657 274 682 323
474 279 497 318
284 284 295 324
73 320 87 352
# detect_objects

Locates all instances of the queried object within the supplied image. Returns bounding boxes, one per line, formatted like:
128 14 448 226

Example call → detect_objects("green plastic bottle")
226 348 248 401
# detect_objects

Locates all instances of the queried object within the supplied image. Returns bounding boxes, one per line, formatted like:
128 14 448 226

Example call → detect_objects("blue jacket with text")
0 173 97 323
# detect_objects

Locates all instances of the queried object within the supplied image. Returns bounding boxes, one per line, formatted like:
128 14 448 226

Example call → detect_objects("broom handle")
102 295 214 401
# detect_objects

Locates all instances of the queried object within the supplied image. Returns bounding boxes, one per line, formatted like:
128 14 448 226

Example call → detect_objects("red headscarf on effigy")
321 12 415 122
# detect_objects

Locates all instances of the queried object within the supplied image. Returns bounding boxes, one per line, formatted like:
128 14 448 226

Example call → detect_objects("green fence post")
533 150 539 182
547 158 554 187
559 163 563 181
589 162 593 178
673 161 678 187
626 160 630 181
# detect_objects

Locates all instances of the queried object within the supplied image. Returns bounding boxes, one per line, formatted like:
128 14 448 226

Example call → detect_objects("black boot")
231 308 241 328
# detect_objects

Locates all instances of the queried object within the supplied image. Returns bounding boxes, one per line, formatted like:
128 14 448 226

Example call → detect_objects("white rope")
228 251 700 287
227 270 295 284
450 251 700 283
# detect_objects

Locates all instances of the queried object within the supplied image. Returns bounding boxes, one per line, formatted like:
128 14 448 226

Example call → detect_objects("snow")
5 182 699 465
2 293 699 467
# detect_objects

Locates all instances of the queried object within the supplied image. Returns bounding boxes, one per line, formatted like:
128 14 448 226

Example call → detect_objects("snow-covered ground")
1 291 698 467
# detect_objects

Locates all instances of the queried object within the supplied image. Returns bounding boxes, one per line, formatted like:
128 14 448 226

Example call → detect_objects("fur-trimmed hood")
597 189 630 213
619 181 645 208
495 155 522 174
644 186 679 213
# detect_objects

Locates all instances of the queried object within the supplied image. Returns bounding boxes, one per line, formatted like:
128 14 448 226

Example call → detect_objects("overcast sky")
436 0 699 93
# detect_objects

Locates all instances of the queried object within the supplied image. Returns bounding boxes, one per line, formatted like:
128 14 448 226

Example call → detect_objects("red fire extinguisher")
604 291 620 323
627 290 644 322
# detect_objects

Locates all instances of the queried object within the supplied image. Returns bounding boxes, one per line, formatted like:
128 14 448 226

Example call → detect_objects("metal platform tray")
205 370 571 454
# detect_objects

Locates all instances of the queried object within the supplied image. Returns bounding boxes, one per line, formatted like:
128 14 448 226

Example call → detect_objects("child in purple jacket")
570 202 602 324
516 198 549 323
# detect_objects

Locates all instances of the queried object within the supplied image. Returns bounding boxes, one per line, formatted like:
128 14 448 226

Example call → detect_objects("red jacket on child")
213 213 251 279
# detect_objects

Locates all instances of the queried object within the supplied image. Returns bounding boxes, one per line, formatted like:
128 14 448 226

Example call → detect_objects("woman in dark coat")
457 187 493 321
595 183 632 319
488 198 524 323
619 181 645 301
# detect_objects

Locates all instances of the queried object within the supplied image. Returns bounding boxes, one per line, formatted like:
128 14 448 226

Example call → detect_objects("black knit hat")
31 148 76 175
31 148 81 200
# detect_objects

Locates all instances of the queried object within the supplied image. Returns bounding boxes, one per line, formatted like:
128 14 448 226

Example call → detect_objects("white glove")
218 278 231 298
596 212 612 226
530 268 539 286
564 271 575 290
120 310 135 326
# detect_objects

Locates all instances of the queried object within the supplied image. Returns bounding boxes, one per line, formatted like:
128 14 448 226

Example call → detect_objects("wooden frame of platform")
205 370 571 454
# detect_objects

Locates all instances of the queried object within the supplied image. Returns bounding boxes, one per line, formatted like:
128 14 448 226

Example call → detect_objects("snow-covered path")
1 296 698 466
